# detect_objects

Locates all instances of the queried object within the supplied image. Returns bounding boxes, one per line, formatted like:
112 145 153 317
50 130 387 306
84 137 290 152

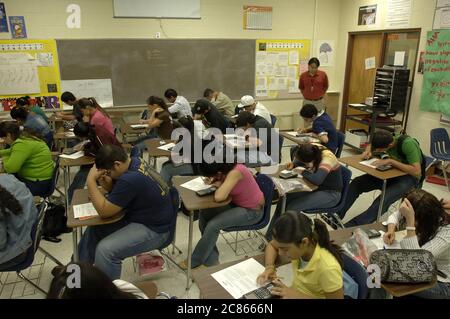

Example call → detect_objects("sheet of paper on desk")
59 151 85 159
359 158 378 169
371 231 401 250
130 124 149 129
180 177 211 191
157 143 176 151
73 203 98 220
64 132 76 137
211 258 265 299
286 131 299 137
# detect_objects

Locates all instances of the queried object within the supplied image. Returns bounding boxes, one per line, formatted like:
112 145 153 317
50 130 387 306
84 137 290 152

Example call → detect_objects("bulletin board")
419 30 450 115
255 39 311 100
0 39 62 111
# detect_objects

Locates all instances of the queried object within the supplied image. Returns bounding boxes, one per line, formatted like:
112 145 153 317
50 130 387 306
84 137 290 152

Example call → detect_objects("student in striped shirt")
265 143 343 241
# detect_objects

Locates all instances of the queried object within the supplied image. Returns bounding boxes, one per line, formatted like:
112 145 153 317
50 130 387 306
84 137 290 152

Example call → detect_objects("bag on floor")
369 249 437 283
42 203 72 243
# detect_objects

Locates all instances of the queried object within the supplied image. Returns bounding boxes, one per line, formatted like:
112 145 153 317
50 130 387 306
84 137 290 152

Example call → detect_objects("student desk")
54 131 78 150
339 155 407 221
280 131 321 145
144 139 174 168
67 188 124 262
172 175 232 290
193 222 437 299
48 114 65 131
119 123 148 143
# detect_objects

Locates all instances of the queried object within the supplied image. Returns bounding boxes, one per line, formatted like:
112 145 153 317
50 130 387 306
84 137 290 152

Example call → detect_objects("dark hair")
236 111 256 128
78 97 110 118
371 130 394 149
47 262 137 299
272 211 343 267
10 106 29 121
164 88 177 99
95 145 128 170
146 96 168 110
405 189 450 246
295 144 323 171
198 150 237 177
0 184 24 216
15 97 29 107
300 104 318 119
74 121 93 138
0 121 21 140
308 57 320 67
178 115 194 133
61 91 76 103
203 88 214 98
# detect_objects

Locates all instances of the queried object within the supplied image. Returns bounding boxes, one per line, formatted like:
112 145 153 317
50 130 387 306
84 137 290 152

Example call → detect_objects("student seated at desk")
235 111 275 167
192 99 230 134
77 97 114 136
48 262 148 299
67 122 122 203
337 129 423 227
15 96 49 123
56 91 83 122
265 143 342 241
0 122 53 197
203 88 235 119
258 212 344 299
0 174 38 270
373 189 450 299
159 115 206 185
78 145 174 280
133 96 174 157
164 88 192 118
180 157 264 269
237 95 272 124
10 106 52 148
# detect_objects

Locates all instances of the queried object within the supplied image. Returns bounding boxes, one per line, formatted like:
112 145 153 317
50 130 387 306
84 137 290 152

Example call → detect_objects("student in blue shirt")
78 145 174 280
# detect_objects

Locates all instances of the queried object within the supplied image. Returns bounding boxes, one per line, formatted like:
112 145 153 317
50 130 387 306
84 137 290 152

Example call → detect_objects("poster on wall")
358 5 377 26
419 30 450 115
9 16 27 39
385 0 411 28
0 2 7 32
433 7 450 30
316 40 334 67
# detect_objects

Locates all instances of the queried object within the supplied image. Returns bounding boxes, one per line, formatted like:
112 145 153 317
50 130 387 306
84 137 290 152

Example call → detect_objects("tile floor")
1 143 448 299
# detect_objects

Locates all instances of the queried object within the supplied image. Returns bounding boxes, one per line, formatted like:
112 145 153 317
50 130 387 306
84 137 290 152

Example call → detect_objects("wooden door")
342 33 384 130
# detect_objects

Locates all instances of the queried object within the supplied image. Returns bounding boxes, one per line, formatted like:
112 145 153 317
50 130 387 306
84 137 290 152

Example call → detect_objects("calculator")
243 283 277 299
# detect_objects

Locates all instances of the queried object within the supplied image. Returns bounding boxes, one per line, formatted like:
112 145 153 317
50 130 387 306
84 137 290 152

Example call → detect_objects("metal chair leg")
38 247 64 266
16 272 47 295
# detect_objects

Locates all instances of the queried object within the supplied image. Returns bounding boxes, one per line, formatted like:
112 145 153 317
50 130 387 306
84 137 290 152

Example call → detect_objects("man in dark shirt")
192 99 229 134
78 145 174 279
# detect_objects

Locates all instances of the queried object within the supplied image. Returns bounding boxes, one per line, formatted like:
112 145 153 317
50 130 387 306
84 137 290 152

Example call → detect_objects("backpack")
396 134 426 186
42 203 72 243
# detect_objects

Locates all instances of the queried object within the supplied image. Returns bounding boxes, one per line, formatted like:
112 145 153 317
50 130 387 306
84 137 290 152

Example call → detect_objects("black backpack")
396 134 426 187
42 203 72 243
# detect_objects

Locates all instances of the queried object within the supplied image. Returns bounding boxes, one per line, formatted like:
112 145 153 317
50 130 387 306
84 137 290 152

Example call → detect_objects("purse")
369 249 437 283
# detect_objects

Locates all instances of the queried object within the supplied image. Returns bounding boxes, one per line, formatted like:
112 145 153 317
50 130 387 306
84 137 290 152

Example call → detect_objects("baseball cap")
193 99 212 115
238 95 255 108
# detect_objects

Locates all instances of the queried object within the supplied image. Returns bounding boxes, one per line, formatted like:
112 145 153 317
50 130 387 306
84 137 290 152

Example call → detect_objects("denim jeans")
67 165 92 204
133 129 159 157
78 218 169 280
160 162 194 185
191 205 263 268
370 281 450 299
265 190 341 241
337 174 418 227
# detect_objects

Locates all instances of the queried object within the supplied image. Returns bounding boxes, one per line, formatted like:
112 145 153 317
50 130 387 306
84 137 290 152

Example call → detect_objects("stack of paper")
64 131 76 137
59 150 85 159
73 203 98 220
130 124 149 129
157 142 175 151
180 177 211 191
359 158 378 169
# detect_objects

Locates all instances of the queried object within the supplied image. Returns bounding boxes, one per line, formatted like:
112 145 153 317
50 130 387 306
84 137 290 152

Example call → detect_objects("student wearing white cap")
237 95 272 125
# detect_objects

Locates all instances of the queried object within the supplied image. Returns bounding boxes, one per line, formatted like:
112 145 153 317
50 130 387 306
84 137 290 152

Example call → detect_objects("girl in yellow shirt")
257 212 344 299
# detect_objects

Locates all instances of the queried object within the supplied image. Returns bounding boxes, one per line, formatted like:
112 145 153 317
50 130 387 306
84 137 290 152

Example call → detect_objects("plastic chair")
222 174 275 254
342 253 368 299
335 131 345 158
304 166 352 228
41 157 62 200
0 202 63 296
430 128 450 191
270 114 277 127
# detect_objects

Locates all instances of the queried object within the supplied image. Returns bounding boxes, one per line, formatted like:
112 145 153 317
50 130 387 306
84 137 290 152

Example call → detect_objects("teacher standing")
299 57 328 111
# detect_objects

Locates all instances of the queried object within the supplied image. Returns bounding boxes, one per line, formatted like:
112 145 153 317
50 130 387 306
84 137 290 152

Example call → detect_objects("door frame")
340 28 422 132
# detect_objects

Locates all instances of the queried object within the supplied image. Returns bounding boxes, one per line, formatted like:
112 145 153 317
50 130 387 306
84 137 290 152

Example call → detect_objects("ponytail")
88 97 110 119
296 144 323 171
313 218 343 267
0 185 24 216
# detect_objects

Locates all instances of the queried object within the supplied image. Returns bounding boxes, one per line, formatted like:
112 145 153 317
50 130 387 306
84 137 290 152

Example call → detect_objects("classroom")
0 0 449 302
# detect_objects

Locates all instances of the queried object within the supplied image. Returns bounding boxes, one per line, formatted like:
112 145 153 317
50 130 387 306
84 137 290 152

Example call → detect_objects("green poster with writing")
420 30 450 115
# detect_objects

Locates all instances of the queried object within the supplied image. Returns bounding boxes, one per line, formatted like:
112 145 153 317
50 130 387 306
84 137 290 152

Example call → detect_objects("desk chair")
342 253 368 299
304 166 352 229
0 202 63 297
335 131 345 158
270 114 277 127
430 128 450 191
222 174 275 255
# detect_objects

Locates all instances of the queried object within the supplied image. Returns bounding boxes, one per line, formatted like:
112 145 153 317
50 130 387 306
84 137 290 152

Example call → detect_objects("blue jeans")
78 218 169 280
133 130 159 157
160 162 194 185
191 205 263 268
337 174 418 227
265 190 341 240
67 165 91 204
370 281 450 299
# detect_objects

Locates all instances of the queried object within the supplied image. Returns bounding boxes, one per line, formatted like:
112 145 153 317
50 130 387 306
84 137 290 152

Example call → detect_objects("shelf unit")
372 67 410 111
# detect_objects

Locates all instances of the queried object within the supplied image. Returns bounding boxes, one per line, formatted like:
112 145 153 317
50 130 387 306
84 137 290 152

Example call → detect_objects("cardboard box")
346 129 369 149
